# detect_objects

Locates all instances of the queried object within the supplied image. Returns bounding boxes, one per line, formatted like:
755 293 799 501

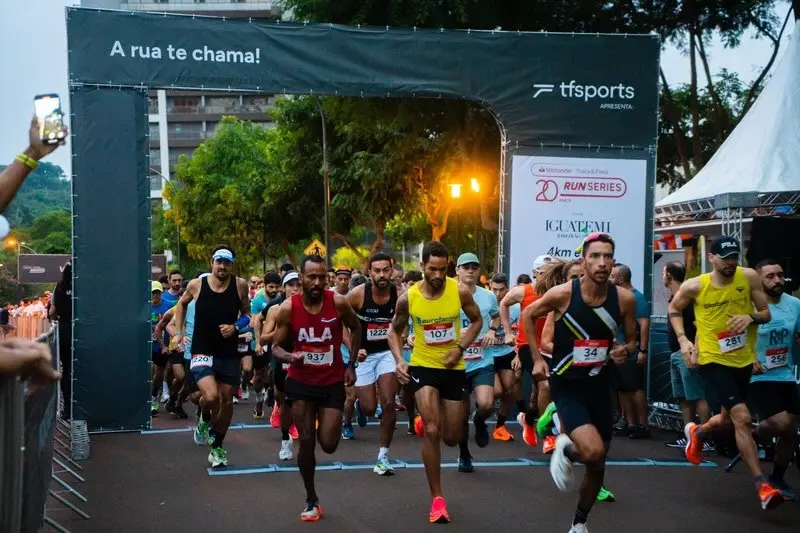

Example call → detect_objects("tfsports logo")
532 81 636 101
532 84 555 98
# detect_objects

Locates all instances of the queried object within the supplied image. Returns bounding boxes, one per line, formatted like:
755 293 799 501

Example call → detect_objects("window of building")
167 96 201 113
168 122 204 140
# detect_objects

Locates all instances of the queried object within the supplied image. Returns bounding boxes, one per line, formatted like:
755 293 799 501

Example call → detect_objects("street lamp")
470 177 480 193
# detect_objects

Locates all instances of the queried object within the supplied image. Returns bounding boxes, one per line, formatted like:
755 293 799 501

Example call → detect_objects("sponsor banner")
18 255 70 284
509 155 648 289
151 254 167 281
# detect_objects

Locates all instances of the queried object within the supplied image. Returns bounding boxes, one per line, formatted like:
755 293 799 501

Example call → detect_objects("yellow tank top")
694 267 756 368
409 277 463 370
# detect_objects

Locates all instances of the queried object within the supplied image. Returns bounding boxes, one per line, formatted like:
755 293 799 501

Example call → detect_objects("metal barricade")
647 316 685 432
0 323 90 532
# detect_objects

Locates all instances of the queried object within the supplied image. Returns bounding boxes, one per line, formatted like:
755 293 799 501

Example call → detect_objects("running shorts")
464 365 495 397
408 366 466 402
189 354 241 387
549 372 613 442
284 378 345 410
748 381 800 420
493 350 516 371
697 362 752 411
355 350 396 387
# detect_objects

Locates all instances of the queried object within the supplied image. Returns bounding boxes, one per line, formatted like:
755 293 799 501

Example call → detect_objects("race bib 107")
423 322 456 346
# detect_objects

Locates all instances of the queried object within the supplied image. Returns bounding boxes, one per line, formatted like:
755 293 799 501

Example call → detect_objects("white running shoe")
279 438 293 461
550 434 577 492
241 388 250 401
569 523 589 533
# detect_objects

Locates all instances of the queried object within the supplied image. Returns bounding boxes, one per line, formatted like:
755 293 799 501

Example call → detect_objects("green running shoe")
597 486 616 502
208 446 228 468
536 402 557 438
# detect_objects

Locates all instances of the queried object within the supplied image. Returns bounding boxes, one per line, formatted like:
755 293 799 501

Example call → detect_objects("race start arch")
66 7 660 431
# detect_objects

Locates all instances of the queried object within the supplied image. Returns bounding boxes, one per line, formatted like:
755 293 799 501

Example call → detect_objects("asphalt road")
47 398 800 533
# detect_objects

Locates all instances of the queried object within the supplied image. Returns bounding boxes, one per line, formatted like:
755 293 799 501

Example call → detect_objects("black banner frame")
66 7 660 431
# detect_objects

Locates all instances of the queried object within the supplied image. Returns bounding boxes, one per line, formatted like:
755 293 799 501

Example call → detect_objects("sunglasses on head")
582 232 614 246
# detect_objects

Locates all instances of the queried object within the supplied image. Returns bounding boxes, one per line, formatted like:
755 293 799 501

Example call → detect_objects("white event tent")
655 28 800 236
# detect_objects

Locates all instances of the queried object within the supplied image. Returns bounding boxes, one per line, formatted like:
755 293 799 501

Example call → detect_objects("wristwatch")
350 361 359 369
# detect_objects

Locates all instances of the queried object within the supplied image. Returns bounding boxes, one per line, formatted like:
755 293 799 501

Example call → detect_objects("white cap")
533 255 554 270
282 271 299 285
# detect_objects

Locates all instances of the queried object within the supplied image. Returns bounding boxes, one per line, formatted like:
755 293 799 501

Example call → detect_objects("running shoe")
375 404 383 419
596 486 616 502
768 476 795 501
270 404 280 428
414 416 424 436
208 446 228 468
241 388 250 401
174 405 189 419
683 422 703 465
517 413 538 447
342 423 355 440
300 502 323 522
543 434 557 455
474 419 490 448
165 400 176 415
458 455 474 473
665 437 687 449
232 395 239 404
429 496 451 524
612 416 629 437
150 399 159 415
253 402 264 420
194 419 209 446
536 402 557 438
289 424 299 440
374 457 395 476
396 400 406 412
279 438 293 461
550 434 576 492
758 481 784 510
569 523 589 533
702 442 716 453
355 399 368 427
628 424 651 439
492 425 515 441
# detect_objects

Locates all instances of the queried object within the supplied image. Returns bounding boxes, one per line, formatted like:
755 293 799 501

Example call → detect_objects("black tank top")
551 278 621 379
192 276 242 359
358 282 397 354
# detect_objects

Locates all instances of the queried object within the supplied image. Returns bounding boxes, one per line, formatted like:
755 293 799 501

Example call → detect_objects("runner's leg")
293 399 319 504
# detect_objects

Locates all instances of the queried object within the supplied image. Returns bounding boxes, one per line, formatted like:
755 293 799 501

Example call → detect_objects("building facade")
80 1 284 201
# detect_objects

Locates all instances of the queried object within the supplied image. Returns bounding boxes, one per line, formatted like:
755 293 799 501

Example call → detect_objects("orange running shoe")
542 434 556 454
492 425 515 442
300 503 323 521
414 416 424 436
683 422 703 465
289 424 299 440
517 413 538 447
270 404 280 428
758 482 784 510
429 496 451 524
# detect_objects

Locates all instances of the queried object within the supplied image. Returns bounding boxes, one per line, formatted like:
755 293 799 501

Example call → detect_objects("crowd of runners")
145 232 798 532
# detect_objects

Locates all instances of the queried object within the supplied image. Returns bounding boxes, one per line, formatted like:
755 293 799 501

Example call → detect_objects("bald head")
611 263 632 288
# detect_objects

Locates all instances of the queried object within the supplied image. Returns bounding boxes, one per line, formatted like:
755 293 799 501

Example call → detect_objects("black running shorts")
408 366 466 402
493 350 516 371
697 362 753 412
748 381 800 420
284 378 345 410
549 372 613 442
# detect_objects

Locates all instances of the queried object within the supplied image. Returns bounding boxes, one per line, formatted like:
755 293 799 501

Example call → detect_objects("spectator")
49 262 72 418
0 115 67 211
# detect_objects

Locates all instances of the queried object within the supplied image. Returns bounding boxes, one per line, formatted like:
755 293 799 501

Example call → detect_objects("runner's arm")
174 279 199 338
154 307 176 344
334 293 362 368
615 289 639 362
260 306 279 345
271 301 295 363
522 285 568 363
252 312 264 350
540 312 555 354
744 268 771 324
667 277 700 348
458 286 483 348
499 286 524 341
388 293 409 364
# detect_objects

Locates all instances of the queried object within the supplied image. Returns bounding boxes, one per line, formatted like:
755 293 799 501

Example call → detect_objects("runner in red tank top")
272 255 362 522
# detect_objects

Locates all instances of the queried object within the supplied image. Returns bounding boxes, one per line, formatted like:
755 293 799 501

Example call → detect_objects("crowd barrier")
0 323 91 532
2 315 53 341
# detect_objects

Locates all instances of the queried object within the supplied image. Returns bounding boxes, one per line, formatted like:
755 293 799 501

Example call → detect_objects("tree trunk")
370 224 385 253
743 8 793 117
659 69 693 184
688 29 704 171
331 232 367 259
281 237 297 267
694 34 729 147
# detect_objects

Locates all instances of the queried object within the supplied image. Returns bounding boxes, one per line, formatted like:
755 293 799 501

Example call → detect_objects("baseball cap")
456 252 480 267
710 236 740 258
334 266 352 276
282 271 299 285
533 255 554 270
212 248 234 262
151 281 163 293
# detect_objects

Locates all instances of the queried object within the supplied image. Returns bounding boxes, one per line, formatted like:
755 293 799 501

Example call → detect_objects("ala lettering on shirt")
298 327 333 343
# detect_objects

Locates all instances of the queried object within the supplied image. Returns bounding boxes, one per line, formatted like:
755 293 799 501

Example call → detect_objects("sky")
0 0 795 178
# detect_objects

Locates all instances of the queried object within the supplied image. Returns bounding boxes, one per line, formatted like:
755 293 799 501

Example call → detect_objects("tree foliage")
1 162 70 228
